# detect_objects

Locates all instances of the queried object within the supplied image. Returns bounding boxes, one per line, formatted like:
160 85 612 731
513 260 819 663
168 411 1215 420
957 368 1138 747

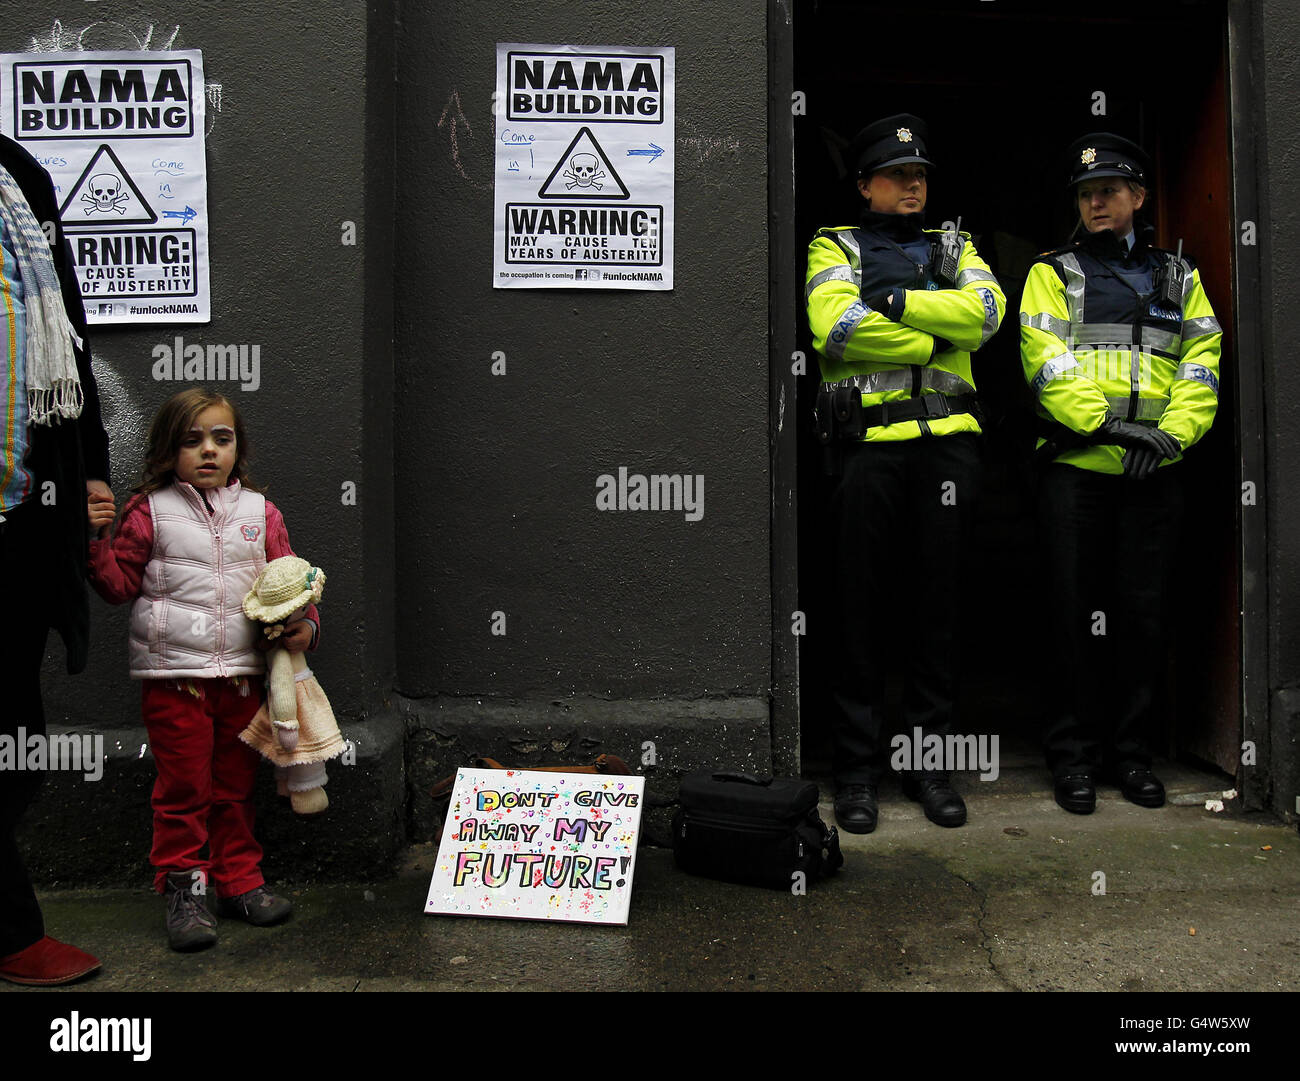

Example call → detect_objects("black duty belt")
817 389 981 443
859 392 979 429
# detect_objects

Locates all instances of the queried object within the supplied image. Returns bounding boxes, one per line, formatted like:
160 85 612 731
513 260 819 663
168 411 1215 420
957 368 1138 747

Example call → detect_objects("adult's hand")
1096 418 1157 450
1149 428 1182 460
863 291 897 318
86 479 115 536
1101 422 1181 480
1122 445 1161 480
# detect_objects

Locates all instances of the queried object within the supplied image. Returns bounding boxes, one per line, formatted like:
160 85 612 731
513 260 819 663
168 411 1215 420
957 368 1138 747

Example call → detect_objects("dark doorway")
792 0 1239 776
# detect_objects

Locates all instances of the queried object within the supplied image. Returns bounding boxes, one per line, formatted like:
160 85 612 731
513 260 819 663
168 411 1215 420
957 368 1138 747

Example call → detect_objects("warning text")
71 229 198 297
506 203 662 265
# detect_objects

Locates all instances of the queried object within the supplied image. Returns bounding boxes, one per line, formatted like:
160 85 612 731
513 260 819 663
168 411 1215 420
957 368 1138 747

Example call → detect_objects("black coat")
0 133 111 673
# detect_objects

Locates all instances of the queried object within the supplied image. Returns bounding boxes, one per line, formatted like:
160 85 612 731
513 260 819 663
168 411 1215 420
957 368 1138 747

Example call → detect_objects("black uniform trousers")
0 500 50 957
1036 462 1184 780
828 432 981 788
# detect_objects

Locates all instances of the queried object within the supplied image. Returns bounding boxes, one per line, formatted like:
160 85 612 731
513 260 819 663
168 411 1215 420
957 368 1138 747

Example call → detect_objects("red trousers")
141 678 266 896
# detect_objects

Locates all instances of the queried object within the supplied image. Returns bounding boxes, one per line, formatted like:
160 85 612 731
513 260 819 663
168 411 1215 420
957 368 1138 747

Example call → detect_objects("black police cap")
1064 132 1150 187
849 113 934 177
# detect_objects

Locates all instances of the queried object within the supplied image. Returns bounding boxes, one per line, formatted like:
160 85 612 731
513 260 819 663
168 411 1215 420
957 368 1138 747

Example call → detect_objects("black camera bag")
672 771 843 890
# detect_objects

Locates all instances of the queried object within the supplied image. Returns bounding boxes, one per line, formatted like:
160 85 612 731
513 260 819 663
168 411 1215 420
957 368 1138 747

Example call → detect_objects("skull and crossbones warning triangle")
59 144 158 228
537 127 630 200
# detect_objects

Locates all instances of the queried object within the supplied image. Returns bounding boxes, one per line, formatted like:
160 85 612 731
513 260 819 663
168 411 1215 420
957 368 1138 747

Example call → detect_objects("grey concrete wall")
392 1 772 720
1260 0 1300 819
0 1 396 730
8 1 773 880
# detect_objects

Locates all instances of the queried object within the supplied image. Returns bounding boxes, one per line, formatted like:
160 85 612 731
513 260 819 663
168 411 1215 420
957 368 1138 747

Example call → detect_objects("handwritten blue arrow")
161 205 197 225
626 143 664 163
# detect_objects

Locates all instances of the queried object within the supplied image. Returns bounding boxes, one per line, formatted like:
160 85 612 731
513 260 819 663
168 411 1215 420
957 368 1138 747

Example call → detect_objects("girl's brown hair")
118 388 261 522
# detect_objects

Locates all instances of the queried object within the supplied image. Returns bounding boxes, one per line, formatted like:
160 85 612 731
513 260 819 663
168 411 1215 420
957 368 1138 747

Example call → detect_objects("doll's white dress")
239 664 345 773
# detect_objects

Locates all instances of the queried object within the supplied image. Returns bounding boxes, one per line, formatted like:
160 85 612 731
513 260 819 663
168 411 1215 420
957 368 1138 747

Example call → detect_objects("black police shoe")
1115 767 1165 808
834 785 879 834
1054 773 1096 815
902 777 967 828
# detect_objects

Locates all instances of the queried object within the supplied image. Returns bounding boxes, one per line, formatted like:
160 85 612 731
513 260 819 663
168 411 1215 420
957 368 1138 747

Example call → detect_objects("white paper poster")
0 50 211 325
425 767 645 924
493 43 674 290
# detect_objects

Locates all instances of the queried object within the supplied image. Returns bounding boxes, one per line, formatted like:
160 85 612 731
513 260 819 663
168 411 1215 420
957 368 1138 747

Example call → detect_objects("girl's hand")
280 621 313 653
86 481 116 537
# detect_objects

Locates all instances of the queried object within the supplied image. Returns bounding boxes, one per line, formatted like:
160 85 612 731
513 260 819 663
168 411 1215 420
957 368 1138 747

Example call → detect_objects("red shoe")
0 936 102 986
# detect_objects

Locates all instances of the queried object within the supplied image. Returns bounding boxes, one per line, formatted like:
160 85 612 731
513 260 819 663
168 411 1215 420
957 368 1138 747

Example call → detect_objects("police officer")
1019 133 1221 814
806 114 1004 833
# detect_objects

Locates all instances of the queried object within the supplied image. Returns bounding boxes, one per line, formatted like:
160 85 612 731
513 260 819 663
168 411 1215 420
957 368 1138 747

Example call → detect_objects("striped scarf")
0 163 82 425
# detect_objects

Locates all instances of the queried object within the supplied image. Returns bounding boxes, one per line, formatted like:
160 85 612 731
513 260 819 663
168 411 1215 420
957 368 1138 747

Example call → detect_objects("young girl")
89 387 317 951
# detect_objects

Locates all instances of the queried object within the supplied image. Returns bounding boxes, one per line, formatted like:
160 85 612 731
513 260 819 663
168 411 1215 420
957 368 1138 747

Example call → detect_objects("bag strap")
821 823 844 874
710 771 773 786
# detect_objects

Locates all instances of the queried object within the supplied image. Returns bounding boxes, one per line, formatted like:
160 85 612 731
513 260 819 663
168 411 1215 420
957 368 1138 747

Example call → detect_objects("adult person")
805 114 1004 833
0 132 114 984
1019 133 1221 814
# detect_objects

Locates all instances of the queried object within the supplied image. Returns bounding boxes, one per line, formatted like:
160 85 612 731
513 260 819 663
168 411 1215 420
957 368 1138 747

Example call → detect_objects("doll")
240 556 345 814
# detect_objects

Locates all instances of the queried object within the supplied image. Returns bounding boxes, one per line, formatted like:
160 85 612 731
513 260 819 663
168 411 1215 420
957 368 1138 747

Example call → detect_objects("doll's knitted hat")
243 556 326 623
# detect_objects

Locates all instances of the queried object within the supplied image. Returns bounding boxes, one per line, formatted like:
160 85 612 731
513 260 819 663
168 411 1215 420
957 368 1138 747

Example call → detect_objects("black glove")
863 287 915 320
1122 444 1162 480
863 292 893 315
863 291 907 321
1095 417 1153 449
1148 428 1182 460
1124 427 1180 479
1096 419 1180 479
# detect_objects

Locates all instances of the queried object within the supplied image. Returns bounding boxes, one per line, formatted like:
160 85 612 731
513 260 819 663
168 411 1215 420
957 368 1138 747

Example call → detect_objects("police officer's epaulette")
1035 241 1081 261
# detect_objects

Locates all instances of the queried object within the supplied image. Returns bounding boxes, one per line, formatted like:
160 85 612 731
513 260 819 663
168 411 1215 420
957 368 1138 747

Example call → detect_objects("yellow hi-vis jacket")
806 225 1005 441
1019 242 1222 474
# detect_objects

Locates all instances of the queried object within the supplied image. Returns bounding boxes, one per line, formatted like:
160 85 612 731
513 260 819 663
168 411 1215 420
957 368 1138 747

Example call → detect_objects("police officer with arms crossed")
806 114 1004 833
1019 133 1221 814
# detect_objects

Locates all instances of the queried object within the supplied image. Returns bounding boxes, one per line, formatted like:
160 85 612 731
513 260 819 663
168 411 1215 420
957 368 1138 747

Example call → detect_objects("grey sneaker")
163 871 218 952
218 885 292 926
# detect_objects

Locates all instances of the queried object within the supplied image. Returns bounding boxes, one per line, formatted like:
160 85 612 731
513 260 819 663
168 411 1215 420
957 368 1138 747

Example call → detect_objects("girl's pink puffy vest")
129 481 268 678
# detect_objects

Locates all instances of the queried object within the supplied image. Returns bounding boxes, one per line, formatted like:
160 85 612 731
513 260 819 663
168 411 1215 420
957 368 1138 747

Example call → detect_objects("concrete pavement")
4 755 1295 995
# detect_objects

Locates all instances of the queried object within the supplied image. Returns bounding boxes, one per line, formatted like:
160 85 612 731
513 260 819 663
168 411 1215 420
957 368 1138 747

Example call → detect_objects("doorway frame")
1225 0 1268 810
767 0 1268 798
768 0 799 774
